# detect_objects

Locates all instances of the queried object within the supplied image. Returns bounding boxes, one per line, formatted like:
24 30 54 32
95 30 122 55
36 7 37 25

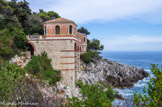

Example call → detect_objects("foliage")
38 9 60 21
13 28 27 50
77 27 90 35
88 38 104 51
80 51 100 64
0 27 27 62
133 64 162 107
25 52 61 85
1 0 60 35
0 0 21 29
67 80 118 107
0 29 15 60
80 38 104 64
78 27 104 64
9 0 32 34
27 14 44 35
77 27 104 52
0 0 61 62
0 63 42 104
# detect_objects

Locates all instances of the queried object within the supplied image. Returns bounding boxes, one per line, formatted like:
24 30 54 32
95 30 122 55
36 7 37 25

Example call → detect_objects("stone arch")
69 25 73 34
26 41 36 56
55 25 60 34
74 42 77 52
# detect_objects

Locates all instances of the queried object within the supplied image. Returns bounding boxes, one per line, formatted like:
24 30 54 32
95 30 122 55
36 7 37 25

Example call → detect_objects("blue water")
102 52 162 70
101 52 162 105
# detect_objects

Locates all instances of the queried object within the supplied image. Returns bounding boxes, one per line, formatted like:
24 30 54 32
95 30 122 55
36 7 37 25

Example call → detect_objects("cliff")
78 58 148 88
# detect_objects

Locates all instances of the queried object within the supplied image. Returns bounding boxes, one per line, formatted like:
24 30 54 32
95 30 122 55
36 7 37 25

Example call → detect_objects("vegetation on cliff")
0 63 42 104
0 0 60 63
134 64 162 107
0 28 27 62
0 53 61 105
25 52 61 85
67 80 118 107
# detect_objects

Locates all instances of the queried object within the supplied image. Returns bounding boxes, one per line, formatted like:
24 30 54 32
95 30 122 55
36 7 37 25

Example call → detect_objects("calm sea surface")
101 52 162 105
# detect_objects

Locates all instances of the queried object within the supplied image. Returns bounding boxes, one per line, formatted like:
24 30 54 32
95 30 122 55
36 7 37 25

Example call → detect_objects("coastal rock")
78 58 148 88
9 51 31 67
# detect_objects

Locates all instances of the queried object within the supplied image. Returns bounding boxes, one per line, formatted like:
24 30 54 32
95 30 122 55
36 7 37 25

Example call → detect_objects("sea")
101 52 162 106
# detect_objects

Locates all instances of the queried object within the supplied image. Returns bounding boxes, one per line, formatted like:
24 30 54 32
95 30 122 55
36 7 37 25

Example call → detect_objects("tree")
13 29 27 50
0 0 21 29
0 29 15 60
77 27 90 35
133 64 162 107
38 10 60 22
0 27 27 62
88 39 104 51
27 14 44 35
16 0 31 34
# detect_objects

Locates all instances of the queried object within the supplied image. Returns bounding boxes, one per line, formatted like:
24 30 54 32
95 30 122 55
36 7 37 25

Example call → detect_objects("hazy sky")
26 0 162 51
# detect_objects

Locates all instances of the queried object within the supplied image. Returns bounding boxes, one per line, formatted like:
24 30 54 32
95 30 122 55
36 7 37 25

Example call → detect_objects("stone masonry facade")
27 18 87 94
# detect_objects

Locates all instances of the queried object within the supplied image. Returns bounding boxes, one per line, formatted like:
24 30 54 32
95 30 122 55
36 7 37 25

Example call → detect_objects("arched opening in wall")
83 37 86 43
44 26 46 35
69 25 72 34
74 43 77 52
55 25 60 34
26 42 35 56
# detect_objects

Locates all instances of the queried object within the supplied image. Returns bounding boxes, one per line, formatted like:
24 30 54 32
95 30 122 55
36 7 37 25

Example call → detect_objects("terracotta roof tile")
45 18 76 25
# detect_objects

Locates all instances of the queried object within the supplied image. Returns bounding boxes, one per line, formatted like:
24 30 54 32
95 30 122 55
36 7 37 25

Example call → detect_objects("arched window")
55 25 60 34
74 43 77 52
69 25 72 34
44 26 46 35
83 37 86 42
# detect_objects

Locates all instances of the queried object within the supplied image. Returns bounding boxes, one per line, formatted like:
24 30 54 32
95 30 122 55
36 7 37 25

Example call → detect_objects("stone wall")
30 39 80 94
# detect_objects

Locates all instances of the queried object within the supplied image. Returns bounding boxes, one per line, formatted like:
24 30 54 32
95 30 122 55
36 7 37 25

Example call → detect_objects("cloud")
103 35 162 45
29 0 162 23
101 35 162 51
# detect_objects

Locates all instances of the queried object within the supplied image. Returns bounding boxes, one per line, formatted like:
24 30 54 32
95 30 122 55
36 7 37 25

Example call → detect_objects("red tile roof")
45 18 76 25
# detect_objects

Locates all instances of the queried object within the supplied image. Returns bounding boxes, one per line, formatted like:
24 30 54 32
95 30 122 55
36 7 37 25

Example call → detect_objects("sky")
26 0 162 52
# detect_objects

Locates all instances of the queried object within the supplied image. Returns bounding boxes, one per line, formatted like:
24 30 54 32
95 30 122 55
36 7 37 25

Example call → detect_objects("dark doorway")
26 43 34 56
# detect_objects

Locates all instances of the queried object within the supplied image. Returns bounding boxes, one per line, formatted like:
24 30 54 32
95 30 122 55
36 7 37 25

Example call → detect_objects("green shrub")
13 29 27 51
80 51 101 64
0 29 15 60
133 64 162 107
0 63 42 104
67 80 118 107
0 28 27 62
25 52 61 85
80 51 92 64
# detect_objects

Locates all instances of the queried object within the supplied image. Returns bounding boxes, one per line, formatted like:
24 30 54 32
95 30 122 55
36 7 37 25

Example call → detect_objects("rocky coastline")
78 57 148 88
